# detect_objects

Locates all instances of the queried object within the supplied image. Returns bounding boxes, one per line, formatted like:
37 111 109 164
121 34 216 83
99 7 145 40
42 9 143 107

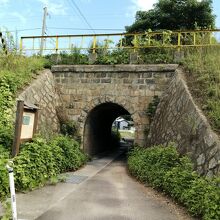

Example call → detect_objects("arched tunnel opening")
83 102 134 156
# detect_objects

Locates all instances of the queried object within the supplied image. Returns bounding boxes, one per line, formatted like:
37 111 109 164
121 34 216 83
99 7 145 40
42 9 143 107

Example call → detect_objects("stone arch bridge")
52 65 178 155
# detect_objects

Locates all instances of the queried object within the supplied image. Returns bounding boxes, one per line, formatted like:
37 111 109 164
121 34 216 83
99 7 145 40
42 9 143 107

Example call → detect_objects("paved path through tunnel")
32 150 192 220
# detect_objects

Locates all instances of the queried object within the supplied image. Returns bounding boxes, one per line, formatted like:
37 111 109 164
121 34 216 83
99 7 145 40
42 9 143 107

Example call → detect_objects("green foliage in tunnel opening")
128 145 220 220
182 47 220 133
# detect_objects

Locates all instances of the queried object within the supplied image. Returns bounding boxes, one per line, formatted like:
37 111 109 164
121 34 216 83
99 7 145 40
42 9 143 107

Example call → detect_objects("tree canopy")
126 0 215 33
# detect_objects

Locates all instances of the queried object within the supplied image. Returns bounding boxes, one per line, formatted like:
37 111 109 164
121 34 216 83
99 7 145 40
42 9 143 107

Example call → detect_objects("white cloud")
127 0 204 17
38 0 67 15
0 0 9 4
127 0 157 17
79 0 91 2
132 0 157 11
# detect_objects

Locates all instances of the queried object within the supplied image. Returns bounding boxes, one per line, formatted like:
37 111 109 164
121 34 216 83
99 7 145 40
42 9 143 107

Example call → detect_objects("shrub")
0 154 9 201
10 135 87 192
0 135 87 200
128 145 220 219
44 48 89 67
95 49 130 64
60 121 81 143
0 146 10 201
50 135 87 172
13 138 57 191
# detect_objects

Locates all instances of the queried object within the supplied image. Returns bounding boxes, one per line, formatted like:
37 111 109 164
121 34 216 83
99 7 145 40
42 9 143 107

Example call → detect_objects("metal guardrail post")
133 34 137 52
19 38 23 53
80 36 84 50
55 36 59 53
193 32 196 46
120 35 123 48
32 38 35 51
69 36 71 50
209 32 212 45
92 36 97 54
177 32 181 51
148 34 151 46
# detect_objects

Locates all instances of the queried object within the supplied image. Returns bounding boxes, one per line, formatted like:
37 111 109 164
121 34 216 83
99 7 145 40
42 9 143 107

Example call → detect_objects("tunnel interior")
83 102 131 156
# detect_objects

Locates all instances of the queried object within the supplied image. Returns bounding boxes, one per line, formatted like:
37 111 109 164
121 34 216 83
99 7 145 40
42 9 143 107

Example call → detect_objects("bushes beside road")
0 135 88 200
128 145 220 220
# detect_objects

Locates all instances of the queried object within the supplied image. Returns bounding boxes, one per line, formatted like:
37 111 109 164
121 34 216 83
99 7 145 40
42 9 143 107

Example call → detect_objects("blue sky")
0 0 220 45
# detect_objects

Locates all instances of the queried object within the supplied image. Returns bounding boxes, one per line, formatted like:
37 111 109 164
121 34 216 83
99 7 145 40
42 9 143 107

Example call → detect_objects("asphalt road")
35 152 187 220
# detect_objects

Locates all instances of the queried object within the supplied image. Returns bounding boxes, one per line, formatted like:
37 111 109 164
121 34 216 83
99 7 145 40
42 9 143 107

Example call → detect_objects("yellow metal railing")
20 29 220 54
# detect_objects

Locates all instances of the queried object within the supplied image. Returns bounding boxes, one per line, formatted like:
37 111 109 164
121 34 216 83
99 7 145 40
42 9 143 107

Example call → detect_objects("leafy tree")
126 0 215 33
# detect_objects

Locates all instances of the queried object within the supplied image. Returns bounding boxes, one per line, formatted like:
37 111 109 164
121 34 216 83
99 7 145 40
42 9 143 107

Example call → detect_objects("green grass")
0 53 46 149
182 47 220 133
0 54 46 92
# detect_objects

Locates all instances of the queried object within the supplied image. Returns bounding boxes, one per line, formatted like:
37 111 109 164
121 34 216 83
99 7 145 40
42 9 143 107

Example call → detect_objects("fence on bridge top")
19 29 220 55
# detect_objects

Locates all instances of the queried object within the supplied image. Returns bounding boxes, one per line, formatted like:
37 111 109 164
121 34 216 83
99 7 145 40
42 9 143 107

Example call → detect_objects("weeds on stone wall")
0 47 46 150
128 145 220 220
146 95 160 123
144 95 160 137
56 106 81 143
182 47 220 133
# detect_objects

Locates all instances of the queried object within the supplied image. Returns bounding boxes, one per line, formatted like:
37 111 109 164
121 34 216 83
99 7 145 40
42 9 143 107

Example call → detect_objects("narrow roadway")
35 151 191 220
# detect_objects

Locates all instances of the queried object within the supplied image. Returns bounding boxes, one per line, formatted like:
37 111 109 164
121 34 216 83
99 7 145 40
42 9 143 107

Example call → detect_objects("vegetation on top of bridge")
128 145 220 219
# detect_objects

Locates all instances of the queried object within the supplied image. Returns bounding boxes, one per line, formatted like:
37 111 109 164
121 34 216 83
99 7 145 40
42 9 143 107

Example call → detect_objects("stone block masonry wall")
18 69 60 134
148 68 220 176
52 64 178 147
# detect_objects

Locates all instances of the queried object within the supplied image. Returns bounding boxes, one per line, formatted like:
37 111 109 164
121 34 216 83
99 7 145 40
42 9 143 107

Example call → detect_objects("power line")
67 0 96 34
2 16 41 22
1 28 41 33
47 27 125 31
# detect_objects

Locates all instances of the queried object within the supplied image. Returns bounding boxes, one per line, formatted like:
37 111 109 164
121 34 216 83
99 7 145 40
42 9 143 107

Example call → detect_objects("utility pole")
40 7 47 56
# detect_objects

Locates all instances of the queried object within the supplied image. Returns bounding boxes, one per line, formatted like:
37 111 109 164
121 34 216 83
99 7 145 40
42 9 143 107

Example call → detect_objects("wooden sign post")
12 100 39 157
